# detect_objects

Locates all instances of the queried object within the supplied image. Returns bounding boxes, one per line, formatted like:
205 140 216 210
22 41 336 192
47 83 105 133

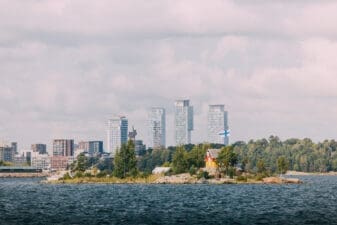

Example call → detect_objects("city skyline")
1 1 337 150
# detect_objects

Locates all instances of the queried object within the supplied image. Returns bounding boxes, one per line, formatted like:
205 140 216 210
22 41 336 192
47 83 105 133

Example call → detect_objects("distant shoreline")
285 171 337 176
0 173 47 178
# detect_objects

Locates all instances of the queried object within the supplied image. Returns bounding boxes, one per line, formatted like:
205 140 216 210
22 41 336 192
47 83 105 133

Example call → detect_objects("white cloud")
1 0 337 150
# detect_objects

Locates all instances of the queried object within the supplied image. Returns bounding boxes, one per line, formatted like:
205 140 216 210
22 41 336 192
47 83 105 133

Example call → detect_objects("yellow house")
205 149 221 170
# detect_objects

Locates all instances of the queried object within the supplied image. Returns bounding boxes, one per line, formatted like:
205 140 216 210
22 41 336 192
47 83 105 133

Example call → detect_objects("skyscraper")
148 107 166 149
107 116 128 156
174 100 193 145
52 139 74 156
207 104 229 145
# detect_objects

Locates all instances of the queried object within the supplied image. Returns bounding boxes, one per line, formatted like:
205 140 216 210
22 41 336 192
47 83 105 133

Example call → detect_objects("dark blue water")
1 176 337 225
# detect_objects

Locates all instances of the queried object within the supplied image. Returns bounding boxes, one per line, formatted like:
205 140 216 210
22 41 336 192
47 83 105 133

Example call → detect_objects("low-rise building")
50 156 74 171
31 152 51 170
152 167 171 174
205 149 221 171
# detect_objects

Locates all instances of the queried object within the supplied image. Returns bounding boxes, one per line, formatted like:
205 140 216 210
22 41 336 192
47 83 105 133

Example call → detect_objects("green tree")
186 144 208 169
217 146 238 176
257 159 266 173
172 146 188 174
277 156 289 175
73 153 88 172
113 140 138 178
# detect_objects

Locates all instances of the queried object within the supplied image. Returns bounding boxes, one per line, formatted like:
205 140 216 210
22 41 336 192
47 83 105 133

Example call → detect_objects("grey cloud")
1 0 337 149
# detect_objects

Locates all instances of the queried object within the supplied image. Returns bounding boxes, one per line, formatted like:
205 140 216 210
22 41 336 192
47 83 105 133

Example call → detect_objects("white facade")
207 105 229 145
148 107 166 149
174 100 193 145
107 116 128 157
31 152 51 170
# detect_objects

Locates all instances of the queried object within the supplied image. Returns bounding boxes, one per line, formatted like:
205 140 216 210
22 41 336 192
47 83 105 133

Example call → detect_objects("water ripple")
1 176 337 224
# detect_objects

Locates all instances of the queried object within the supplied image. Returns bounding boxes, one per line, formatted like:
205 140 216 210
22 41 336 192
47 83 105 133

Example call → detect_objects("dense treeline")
138 136 337 174
70 136 337 180
233 136 337 173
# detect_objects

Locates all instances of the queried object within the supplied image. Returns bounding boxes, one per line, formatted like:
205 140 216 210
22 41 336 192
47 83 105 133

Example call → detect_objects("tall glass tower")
207 105 229 145
148 107 166 149
174 100 193 145
107 116 128 157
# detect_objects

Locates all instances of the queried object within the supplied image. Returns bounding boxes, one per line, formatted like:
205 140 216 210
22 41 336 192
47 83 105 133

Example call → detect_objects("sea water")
0 176 336 225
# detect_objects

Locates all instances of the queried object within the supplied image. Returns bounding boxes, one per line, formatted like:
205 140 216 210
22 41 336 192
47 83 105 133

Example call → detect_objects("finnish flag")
218 130 230 137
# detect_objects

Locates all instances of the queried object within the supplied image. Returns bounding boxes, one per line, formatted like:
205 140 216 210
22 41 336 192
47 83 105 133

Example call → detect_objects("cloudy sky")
1 0 337 151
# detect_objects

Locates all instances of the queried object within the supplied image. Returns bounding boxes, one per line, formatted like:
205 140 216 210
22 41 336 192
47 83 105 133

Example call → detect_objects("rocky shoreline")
46 173 302 185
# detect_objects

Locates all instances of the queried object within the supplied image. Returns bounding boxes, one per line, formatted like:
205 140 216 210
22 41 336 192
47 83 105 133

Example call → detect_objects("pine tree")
113 140 138 178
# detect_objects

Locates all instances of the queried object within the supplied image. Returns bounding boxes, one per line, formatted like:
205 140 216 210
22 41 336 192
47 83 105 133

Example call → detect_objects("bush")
138 171 151 178
96 171 107 178
62 172 72 180
197 171 209 179
236 175 247 182
75 172 83 178
84 172 92 177
228 167 235 179
189 165 197 176
255 173 268 181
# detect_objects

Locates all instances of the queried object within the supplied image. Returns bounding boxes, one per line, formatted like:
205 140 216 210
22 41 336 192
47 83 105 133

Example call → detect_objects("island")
45 141 302 185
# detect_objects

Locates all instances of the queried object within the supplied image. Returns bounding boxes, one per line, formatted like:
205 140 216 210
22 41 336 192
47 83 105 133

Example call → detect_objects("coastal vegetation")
0 161 12 166
61 136 336 183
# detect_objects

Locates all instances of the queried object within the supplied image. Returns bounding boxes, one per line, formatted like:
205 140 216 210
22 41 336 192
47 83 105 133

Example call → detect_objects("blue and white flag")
218 129 230 137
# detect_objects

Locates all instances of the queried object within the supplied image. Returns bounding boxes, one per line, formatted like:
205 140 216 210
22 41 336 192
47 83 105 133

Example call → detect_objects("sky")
1 0 337 151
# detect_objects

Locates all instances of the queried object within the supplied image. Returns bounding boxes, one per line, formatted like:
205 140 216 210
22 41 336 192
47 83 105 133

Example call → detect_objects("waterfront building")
50 156 74 171
107 116 128 157
52 139 74 157
31 152 51 170
0 143 16 162
148 107 166 149
207 104 229 145
13 150 31 166
31 144 47 154
13 154 27 166
205 149 220 170
174 100 193 145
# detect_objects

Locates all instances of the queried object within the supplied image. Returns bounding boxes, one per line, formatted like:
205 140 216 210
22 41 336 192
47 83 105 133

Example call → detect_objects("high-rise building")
207 104 229 145
31 144 47 154
107 116 128 156
174 100 193 145
11 142 17 154
148 107 166 149
52 139 74 156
